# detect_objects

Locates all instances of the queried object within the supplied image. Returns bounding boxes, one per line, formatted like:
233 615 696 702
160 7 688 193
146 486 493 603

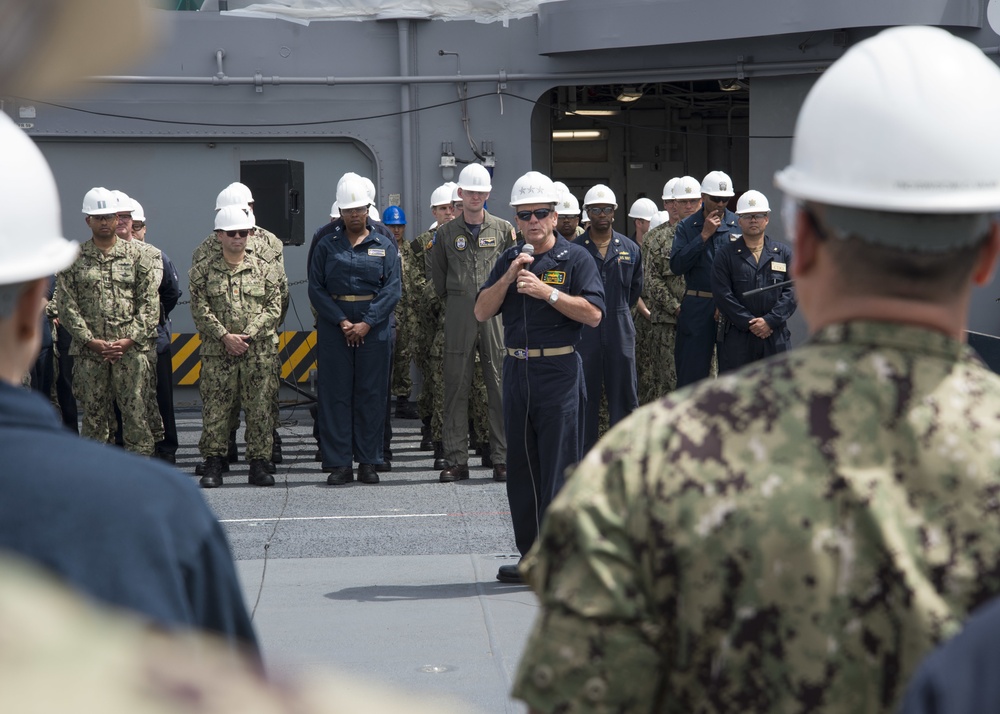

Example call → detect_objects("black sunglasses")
225 230 250 238
516 208 553 221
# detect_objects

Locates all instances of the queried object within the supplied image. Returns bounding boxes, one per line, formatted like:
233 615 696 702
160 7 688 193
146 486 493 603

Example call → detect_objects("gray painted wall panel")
538 0 982 54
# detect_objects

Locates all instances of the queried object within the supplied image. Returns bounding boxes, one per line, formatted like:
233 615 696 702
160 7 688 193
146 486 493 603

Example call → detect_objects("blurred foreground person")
0 112 258 656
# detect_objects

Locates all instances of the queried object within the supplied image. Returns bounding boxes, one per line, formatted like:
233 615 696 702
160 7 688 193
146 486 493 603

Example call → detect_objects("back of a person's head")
776 26 1000 258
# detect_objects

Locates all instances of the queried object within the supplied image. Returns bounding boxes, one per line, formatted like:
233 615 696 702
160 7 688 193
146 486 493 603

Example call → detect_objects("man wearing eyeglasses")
576 184 643 452
56 187 159 455
669 170 740 387
475 171 604 583
711 190 796 373
190 206 284 488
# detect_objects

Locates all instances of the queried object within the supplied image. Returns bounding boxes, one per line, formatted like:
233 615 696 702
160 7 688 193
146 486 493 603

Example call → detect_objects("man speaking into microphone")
475 171 605 583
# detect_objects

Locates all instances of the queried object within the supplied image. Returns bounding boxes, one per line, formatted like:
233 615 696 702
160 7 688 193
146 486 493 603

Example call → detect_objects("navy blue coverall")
308 220 401 469
576 229 643 452
710 234 795 373
479 235 605 557
669 206 739 387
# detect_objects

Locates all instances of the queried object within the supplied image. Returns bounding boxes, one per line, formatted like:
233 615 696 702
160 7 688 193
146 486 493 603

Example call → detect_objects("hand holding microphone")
514 242 541 296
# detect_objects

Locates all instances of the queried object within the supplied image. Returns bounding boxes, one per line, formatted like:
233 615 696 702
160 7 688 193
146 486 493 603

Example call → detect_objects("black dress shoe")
325 466 353 486
420 437 433 451
439 464 470 482
497 564 524 584
199 456 226 489
358 463 380 484
374 461 392 472
492 463 507 482
153 450 176 464
248 459 275 487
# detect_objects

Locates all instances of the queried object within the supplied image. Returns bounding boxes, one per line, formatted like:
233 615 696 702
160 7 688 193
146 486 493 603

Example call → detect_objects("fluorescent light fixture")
616 87 643 102
564 108 620 116
552 129 608 141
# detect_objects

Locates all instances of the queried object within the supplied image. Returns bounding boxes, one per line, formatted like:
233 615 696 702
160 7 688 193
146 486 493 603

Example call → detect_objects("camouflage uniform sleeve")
513 420 665 712
56 264 94 346
125 247 161 345
188 262 227 342
641 226 683 322
244 262 283 340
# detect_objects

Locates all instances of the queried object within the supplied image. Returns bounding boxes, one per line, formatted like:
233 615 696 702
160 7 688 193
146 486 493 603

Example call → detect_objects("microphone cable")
518 241 542 541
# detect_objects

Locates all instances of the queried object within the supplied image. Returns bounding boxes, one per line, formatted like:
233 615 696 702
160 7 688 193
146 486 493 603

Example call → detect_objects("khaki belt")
685 290 713 298
331 293 375 302
506 346 575 359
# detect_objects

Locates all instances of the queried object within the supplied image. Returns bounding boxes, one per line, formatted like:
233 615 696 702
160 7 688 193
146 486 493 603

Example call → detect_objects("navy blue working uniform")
711 234 795 373
308 220 401 470
0 380 258 656
576 229 643 451
479 235 605 557
669 205 739 387
901 596 1000 714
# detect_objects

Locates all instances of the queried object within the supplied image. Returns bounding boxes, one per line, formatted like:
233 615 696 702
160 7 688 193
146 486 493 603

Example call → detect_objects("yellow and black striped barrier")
171 331 317 386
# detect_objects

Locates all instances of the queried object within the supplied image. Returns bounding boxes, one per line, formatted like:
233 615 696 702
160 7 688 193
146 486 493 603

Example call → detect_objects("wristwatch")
548 289 560 304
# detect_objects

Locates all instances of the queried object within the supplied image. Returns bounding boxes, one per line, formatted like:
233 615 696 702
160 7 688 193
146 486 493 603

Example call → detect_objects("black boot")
395 396 418 419
195 458 230 476
199 456 225 488
420 418 433 451
271 429 282 464
227 430 238 463
433 441 447 470
248 459 275 487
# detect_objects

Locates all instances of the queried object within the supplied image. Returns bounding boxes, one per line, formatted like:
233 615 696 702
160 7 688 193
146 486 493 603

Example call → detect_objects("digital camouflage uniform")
193 227 288 440
515 321 1000 713
392 242 415 399
636 222 686 404
57 238 159 455
189 248 283 461
414 230 445 434
131 240 166 444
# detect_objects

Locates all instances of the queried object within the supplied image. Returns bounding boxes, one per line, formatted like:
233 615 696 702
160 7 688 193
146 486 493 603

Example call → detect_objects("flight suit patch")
541 271 566 285
455 236 467 251
478 235 497 248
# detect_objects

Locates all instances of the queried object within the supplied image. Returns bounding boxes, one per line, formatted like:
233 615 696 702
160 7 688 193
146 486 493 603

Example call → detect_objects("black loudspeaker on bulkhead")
239 159 305 246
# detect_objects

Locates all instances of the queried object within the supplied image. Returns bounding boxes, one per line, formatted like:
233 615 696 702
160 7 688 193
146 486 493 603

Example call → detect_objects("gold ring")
517 282 523 288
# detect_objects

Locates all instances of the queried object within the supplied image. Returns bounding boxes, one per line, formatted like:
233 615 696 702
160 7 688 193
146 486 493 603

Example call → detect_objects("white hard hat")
510 171 559 206
736 190 771 214
430 184 453 207
551 181 570 201
369 205 380 221
775 25 1000 215
628 197 658 221
216 184 251 211
580 209 590 224
81 187 118 216
110 190 132 215
662 177 680 201
583 184 617 209
362 177 377 203
0 115 78 285
451 185 462 203
557 192 580 216
649 210 671 231
672 176 702 200
701 171 735 198
457 164 492 192
215 205 254 232
131 200 146 222
330 201 340 219
336 176 372 210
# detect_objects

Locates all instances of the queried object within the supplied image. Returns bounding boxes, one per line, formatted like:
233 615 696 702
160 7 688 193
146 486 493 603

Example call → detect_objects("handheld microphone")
521 242 535 257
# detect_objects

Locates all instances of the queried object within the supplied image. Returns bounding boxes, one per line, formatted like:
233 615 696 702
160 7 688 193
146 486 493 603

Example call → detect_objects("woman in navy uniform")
308 175 401 485
710 190 796 373
475 171 605 583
